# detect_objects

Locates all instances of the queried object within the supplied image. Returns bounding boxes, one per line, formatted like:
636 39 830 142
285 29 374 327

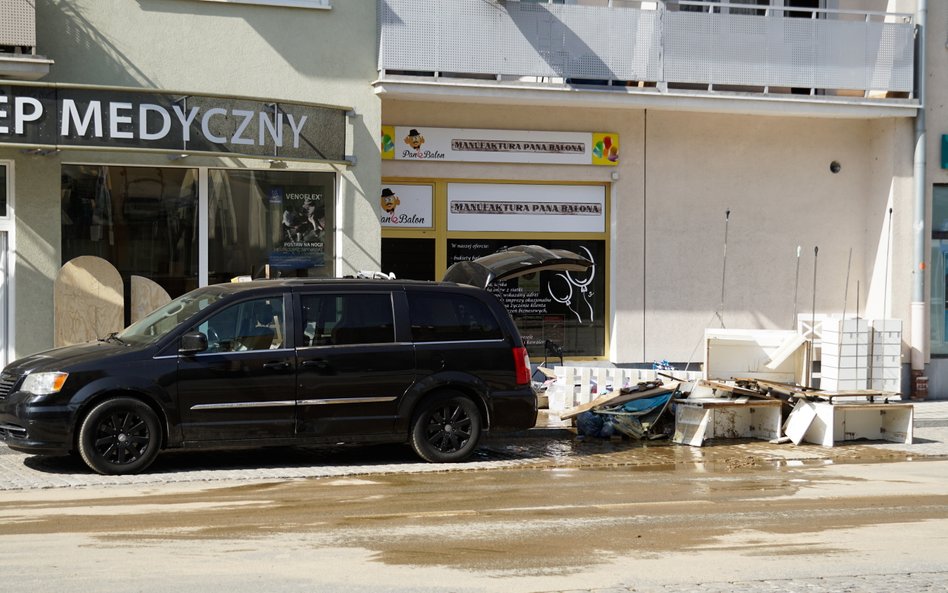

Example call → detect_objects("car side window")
195 297 285 352
407 292 502 343
299 293 395 346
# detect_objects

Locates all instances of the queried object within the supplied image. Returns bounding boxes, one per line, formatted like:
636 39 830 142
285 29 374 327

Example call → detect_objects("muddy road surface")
0 457 946 593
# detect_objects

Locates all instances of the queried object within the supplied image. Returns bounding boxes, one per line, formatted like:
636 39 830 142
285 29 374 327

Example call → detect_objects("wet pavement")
1 400 946 491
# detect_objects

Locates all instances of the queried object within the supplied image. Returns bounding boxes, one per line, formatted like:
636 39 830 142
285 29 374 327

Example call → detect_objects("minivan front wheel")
77 397 161 475
410 392 481 463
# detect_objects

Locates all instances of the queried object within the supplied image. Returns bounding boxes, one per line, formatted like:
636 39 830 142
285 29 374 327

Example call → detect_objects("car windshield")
117 287 232 345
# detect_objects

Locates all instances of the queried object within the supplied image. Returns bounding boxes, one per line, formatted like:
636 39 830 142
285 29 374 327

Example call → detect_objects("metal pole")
792 245 801 330
717 209 730 328
843 247 852 319
884 207 893 319
911 0 928 377
811 247 819 334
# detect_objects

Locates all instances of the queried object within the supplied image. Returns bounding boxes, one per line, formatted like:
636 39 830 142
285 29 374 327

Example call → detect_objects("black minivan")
0 246 591 474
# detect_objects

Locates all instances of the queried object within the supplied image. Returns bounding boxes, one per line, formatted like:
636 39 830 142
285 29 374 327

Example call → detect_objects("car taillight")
513 346 531 385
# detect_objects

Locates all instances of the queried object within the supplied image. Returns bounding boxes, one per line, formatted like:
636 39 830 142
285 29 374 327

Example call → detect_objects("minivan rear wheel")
410 392 481 463
77 397 161 475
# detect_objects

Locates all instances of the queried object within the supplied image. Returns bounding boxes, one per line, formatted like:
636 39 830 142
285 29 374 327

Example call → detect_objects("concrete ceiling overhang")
374 77 920 120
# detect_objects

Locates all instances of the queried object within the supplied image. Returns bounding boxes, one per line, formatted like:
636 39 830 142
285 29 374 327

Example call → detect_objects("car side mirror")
179 331 208 355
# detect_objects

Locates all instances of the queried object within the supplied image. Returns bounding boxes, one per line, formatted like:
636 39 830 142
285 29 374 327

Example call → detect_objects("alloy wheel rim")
424 403 472 453
93 410 151 465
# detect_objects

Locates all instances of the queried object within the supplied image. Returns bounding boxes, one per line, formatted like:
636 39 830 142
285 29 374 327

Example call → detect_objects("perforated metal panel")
0 0 36 48
379 0 914 93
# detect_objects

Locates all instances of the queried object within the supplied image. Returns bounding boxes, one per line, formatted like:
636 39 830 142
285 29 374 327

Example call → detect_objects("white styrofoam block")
874 330 902 344
821 342 869 357
821 366 868 380
870 367 901 380
871 343 901 357
870 319 902 332
824 319 868 333
820 377 865 391
821 354 865 369
870 379 902 392
870 354 900 367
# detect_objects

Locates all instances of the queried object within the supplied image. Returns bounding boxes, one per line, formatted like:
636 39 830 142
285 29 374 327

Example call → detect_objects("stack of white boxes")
820 319 869 391
869 319 902 393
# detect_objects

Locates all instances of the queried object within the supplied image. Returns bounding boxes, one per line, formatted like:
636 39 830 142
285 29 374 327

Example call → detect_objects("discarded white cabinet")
672 398 783 447
704 329 811 385
785 400 913 447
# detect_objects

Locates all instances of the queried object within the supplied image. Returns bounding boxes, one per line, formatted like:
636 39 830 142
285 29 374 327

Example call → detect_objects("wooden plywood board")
559 382 679 420
130 275 171 323
54 256 123 347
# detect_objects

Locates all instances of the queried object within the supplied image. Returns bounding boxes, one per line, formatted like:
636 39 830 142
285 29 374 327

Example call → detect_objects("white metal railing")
378 0 915 96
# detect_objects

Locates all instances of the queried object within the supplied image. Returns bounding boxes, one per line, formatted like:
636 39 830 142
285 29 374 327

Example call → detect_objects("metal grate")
0 0 36 48
0 372 20 400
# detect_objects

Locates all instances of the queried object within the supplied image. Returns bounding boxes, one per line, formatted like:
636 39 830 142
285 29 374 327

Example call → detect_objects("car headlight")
21 372 69 395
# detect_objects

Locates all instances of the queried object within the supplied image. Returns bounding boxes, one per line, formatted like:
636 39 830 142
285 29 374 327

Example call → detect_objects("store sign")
382 126 619 166
379 184 433 228
447 183 605 233
0 84 347 161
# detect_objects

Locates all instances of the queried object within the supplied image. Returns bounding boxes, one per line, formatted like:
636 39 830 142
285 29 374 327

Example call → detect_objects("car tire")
410 391 481 463
77 397 162 475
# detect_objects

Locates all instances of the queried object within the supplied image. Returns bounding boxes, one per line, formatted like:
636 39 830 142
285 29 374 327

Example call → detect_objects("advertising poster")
380 184 433 228
446 239 606 358
269 186 326 269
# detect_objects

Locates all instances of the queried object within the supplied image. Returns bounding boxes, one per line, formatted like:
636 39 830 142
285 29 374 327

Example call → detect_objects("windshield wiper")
99 332 126 345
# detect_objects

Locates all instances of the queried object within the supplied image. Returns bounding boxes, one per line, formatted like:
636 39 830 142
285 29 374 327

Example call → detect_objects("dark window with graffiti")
446 239 605 358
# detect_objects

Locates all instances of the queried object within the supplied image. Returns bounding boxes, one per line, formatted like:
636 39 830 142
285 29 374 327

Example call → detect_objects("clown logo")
381 188 401 222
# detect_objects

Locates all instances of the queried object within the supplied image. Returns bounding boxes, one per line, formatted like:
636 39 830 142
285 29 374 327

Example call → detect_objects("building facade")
374 0 948 398
4 0 948 399
0 0 381 364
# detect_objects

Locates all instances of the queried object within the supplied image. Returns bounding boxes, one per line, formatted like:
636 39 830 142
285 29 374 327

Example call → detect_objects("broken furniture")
672 397 782 447
704 329 811 385
784 395 913 446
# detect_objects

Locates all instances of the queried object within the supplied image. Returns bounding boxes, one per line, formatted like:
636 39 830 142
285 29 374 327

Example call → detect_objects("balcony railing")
378 0 915 98
0 0 51 80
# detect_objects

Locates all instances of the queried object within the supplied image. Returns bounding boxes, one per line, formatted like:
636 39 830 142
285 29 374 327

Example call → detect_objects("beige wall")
383 99 915 364
6 0 381 359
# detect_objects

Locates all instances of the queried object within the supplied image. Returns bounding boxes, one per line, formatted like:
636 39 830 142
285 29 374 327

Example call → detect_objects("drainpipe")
911 0 928 398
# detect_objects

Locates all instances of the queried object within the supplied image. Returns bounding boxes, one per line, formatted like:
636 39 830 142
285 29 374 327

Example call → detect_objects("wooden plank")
560 381 679 420
54 256 123 347
130 275 171 324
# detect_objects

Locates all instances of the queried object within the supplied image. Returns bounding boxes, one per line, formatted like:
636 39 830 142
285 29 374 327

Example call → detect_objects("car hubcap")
93 411 151 465
425 403 472 453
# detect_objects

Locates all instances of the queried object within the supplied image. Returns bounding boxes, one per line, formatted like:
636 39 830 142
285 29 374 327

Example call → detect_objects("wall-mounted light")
168 153 189 161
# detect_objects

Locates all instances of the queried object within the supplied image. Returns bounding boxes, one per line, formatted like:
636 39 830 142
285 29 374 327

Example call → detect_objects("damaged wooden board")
560 381 680 420
705 380 772 399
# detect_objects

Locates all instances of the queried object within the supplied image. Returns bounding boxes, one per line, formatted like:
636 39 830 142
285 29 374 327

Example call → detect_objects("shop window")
931 185 948 356
446 239 605 358
381 238 435 281
207 170 334 284
61 165 199 300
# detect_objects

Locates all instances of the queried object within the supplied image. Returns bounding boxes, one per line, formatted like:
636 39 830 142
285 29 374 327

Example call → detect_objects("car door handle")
301 359 329 370
262 361 291 371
